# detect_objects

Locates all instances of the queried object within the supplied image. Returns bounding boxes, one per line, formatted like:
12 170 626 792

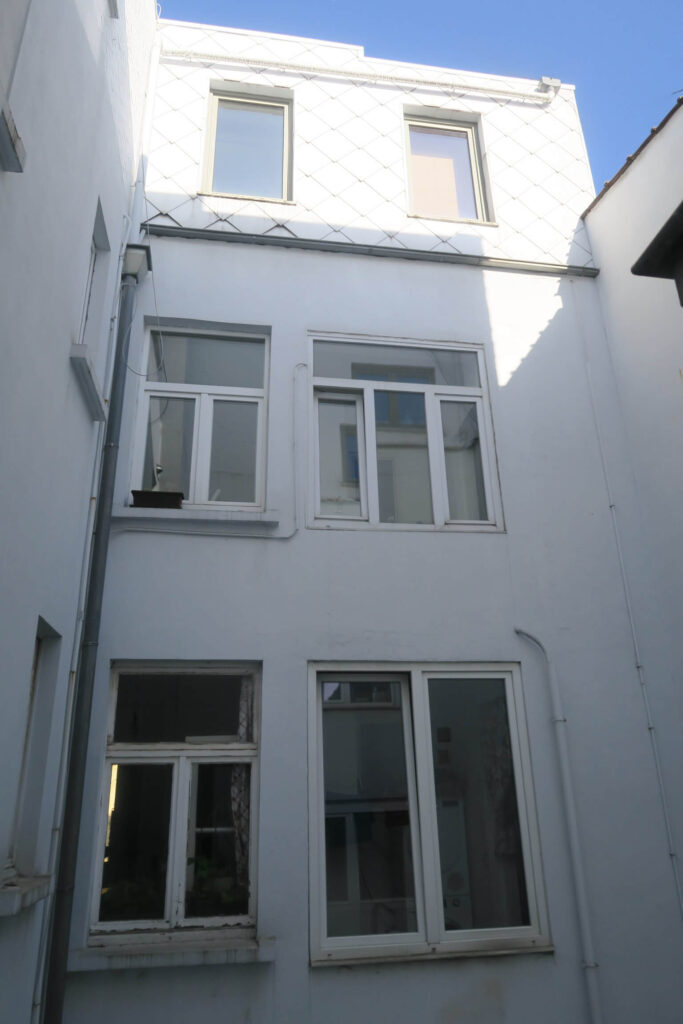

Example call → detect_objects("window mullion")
252 397 265 508
90 760 114 928
355 395 369 520
401 676 429 947
475 395 495 523
312 677 327 952
313 392 323 518
168 757 188 926
132 390 152 493
362 387 379 523
192 394 212 503
425 393 447 527
466 126 486 220
410 669 444 945
282 103 289 198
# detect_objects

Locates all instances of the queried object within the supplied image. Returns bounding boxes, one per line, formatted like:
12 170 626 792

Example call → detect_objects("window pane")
212 100 284 198
209 401 258 503
428 678 529 930
142 396 194 496
441 402 487 520
313 341 479 387
185 763 250 918
114 674 253 743
375 391 433 524
99 763 172 921
322 680 417 937
409 125 478 221
147 334 265 388
318 400 362 517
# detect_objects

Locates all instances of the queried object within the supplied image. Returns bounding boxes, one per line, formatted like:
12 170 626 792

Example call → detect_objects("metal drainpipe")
41 256 146 1024
515 628 604 1024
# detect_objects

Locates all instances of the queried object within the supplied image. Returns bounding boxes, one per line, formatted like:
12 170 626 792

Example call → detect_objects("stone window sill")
69 933 276 972
0 874 50 917
112 506 280 536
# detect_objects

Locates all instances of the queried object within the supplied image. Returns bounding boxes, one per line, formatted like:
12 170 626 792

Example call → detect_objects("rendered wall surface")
3 16 682 1024
584 105 683 910
61 24 683 1013
0 1 155 1020
147 22 595 268
64 237 683 1024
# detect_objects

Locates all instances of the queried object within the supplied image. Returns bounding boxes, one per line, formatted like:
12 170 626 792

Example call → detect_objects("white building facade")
2 15 682 1024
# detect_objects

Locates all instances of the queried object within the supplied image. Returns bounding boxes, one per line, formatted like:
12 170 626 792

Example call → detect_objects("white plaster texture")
2 16 682 1024
145 22 596 267
584 103 683 877
0 1 156 1020
64 232 683 1023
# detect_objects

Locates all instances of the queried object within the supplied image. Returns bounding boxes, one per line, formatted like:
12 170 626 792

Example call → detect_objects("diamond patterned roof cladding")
148 23 597 268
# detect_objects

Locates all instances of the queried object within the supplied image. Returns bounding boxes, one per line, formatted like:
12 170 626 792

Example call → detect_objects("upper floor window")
93 665 259 934
203 90 292 201
312 338 501 528
406 116 489 223
134 328 268 507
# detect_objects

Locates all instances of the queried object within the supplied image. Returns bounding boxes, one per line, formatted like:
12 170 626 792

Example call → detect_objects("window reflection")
428 678 529 930
375 391 433 524
213 100 284 198
322 679 417 937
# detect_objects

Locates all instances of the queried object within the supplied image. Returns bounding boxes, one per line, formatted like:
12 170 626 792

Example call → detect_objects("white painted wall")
0 1 155 1019
584 104 683 926
0 0 31 98
63 234 683 1023
147 22 595 268
3 15 681 1024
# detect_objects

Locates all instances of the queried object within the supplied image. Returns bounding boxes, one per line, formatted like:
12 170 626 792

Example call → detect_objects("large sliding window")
134 329 268 507
310 664 549 962
313 338 500 528
92 666 259 937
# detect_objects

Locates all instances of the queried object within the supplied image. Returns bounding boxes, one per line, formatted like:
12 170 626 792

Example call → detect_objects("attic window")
204 92 291 201
406 118 488 223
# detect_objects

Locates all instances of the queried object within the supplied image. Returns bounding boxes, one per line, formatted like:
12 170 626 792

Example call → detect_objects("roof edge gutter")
144 223 599 278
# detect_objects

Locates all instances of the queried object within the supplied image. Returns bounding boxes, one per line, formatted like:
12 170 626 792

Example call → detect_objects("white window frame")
310 334 502 530
131 328 269 510
90 663 260 939
404 115 490 224
313 392 369 521
308 662 550 964
202 91 292 202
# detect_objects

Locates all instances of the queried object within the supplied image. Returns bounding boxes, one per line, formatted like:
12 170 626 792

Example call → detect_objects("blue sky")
158 0 682 192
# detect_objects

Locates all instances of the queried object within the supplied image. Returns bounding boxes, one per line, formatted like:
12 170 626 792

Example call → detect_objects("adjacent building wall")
584 105 683 877
0 1 156 1020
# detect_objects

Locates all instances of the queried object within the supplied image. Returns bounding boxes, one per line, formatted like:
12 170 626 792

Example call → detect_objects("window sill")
310 518 504 533
0 874 50 917
407 213 498 227
70 932 276 972
112 507 280 536
197 191 295 206
312 937 553 967
70 344 107 421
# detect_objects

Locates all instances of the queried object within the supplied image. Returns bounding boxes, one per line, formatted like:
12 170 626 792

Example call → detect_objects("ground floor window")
93 665 259 934
309 663 549 961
